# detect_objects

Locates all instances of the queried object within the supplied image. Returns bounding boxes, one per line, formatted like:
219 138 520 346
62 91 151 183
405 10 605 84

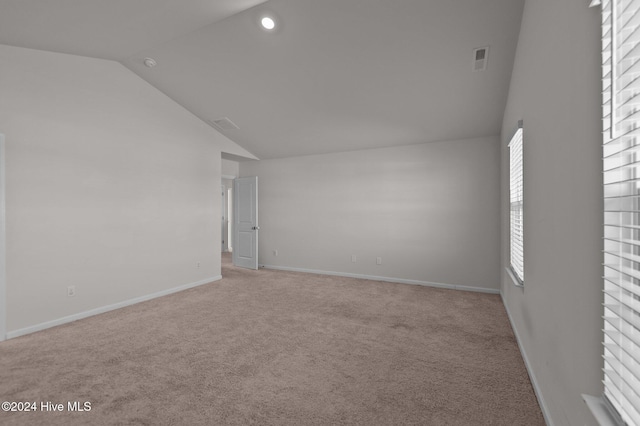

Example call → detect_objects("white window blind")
509 125 524 284
601 0 640 424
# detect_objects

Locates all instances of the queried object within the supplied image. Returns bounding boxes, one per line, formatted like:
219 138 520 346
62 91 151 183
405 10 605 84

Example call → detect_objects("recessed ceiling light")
261 16 276 30
143 57 157 68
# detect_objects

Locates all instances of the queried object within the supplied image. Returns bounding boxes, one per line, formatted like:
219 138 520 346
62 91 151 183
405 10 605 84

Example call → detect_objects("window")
600 0 640 424
509 123 524 285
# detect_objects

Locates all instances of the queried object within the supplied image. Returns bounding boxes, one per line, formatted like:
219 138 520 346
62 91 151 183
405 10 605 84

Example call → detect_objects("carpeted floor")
0 253 544 425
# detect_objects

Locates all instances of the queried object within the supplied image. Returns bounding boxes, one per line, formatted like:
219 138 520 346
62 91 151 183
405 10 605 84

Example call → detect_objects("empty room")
0 0 635 425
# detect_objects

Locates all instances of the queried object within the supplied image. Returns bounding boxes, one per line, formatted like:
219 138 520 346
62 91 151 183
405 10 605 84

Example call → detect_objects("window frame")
508 121 524 287
585 1 640 425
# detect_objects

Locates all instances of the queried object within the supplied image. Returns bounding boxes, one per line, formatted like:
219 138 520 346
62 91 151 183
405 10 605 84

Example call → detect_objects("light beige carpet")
0 253 544 425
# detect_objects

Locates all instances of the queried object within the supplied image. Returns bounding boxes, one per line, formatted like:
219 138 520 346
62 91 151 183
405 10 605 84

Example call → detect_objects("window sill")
505 267 524 288
582 395 623 426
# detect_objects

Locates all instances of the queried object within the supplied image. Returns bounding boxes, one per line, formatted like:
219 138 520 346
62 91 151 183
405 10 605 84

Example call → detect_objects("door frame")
0 134 6 341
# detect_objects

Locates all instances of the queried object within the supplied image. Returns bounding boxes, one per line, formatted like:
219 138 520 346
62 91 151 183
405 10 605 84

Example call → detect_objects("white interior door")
233 176 258 269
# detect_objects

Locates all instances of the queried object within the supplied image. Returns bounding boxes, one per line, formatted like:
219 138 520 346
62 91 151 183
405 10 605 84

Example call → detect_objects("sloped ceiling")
0 0 524 160
0 0 268 60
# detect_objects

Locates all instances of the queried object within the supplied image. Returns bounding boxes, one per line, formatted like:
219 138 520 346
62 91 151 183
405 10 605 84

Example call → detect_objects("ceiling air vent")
209 117 239 131
472 46 489 72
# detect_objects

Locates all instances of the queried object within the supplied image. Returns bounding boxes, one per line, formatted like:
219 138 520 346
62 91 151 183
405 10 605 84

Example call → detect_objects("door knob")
252 226 260 230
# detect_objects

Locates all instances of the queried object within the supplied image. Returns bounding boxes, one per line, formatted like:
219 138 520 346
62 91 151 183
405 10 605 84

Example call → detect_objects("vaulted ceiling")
0 0 524 160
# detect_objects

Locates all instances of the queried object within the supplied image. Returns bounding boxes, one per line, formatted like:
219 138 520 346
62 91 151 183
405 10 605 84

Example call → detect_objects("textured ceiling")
0 0 524 160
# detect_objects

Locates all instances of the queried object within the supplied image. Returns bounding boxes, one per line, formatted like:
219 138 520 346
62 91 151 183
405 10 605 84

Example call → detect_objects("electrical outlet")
376 257 382 265
67 286 76 297
273 249 278 256
351 255 357 263
196 262 201 268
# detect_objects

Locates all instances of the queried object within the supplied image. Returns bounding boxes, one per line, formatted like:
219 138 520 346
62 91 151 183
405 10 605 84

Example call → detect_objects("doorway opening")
221 175 258 271
227 186 233 252
222 177 235 253
232 176 258 270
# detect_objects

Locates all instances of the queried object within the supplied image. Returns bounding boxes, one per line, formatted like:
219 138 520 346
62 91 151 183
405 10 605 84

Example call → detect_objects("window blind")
601 0 640 424
509 126 524 284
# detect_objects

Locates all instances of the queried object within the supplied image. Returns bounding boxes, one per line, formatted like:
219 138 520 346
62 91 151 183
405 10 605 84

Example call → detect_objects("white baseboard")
6 275 222 340
260 264 500 294
500 292 553 426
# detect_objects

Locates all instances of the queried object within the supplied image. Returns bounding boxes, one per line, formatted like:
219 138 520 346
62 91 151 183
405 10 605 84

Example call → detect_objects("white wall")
0 44 235 335
500 1 602 425
240 137 501 291
0 134 6 340
221 159 239 177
